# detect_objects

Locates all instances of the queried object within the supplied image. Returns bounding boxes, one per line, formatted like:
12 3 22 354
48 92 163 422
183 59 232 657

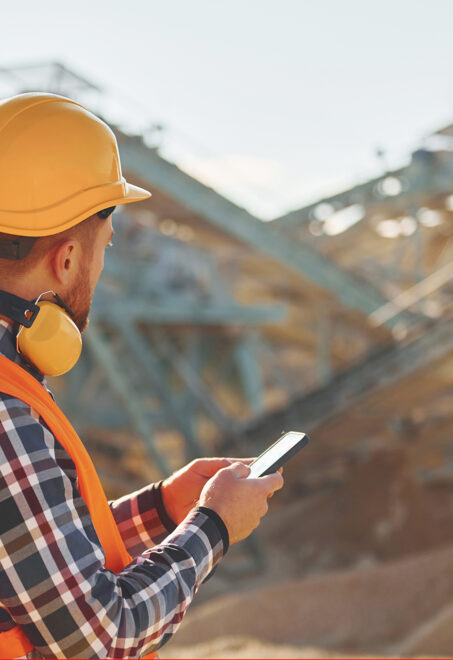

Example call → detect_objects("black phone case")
258 434 310 477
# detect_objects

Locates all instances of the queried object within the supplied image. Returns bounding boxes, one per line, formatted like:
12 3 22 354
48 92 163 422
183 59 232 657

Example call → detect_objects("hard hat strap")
0 237 37 260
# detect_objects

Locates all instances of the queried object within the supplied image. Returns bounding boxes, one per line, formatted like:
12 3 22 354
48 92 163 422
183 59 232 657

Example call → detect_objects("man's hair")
0 207 115 275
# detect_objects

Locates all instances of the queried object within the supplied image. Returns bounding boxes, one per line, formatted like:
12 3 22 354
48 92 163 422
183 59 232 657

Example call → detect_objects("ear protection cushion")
17 301 82 377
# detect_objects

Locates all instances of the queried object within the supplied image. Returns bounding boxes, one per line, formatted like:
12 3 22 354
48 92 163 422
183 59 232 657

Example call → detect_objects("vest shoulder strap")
0 354 131 571
0 355 158 659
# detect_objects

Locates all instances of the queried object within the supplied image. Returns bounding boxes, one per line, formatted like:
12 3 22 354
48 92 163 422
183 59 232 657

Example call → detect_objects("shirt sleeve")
109 481 177 557
0 395 228 659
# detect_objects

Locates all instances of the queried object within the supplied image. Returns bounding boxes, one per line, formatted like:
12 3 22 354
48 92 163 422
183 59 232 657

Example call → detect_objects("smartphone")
247 431 309 478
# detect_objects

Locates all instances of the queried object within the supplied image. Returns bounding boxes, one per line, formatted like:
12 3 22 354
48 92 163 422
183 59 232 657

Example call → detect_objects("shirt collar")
0 319 45 383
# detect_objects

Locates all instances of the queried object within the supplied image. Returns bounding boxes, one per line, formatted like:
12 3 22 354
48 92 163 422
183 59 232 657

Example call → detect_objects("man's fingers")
199 457 256 471
228 461 251 478
259 471 284 495
194 458 232 477
225 457 255 465
194 458 284 489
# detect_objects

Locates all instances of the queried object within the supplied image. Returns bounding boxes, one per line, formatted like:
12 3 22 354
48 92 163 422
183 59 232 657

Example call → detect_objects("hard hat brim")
0 179 152 237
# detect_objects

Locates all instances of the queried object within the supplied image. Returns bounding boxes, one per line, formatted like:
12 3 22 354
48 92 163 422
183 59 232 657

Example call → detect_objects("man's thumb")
229 461 251 478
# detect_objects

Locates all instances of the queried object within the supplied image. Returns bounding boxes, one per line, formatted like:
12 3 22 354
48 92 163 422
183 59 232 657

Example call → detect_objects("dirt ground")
161 446 453 659
162 544 453 657
161 636 388 658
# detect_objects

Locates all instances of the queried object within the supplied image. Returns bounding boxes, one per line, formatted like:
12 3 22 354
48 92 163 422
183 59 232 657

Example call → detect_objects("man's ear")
49 239 79 286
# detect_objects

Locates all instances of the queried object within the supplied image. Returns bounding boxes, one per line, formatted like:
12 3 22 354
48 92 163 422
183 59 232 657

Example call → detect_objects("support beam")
84 324 171 475
272 166 408 229
273 152 453 231
152 333 233 432
233 334 265 416
116 322 204 460
94 297 286 326
316 308 332 385
119 139 406 326
370 260 453 327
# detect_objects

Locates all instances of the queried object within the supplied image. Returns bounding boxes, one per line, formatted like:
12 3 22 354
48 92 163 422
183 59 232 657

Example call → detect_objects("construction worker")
0 93 284 659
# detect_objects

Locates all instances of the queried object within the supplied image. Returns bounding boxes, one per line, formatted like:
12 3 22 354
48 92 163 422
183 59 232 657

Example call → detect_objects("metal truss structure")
2 62 453 493
244 134 453 453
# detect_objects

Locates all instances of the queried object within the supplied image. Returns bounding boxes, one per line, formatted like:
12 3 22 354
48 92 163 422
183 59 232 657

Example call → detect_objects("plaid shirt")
0 321 228 659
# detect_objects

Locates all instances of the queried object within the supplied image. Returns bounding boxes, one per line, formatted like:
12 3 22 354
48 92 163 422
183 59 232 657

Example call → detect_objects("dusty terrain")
161 446 453 659
162 636 386 658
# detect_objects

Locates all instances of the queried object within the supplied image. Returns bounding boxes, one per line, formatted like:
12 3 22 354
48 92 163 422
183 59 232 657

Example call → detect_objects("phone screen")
248 431 305 478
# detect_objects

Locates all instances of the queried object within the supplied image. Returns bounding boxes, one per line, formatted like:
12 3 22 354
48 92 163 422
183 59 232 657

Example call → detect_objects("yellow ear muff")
17 300 82 377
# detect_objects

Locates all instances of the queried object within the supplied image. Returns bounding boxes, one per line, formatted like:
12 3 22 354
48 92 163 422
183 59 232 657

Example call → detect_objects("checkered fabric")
0 321 228 659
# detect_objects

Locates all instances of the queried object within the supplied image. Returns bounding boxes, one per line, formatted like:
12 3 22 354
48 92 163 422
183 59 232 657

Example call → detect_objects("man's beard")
64 269 93 333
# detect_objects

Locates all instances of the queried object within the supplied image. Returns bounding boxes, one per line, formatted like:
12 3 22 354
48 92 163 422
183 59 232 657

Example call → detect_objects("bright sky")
1 0 453 219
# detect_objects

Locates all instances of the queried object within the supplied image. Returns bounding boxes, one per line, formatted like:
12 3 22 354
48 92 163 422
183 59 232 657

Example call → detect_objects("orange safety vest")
0 355 157 659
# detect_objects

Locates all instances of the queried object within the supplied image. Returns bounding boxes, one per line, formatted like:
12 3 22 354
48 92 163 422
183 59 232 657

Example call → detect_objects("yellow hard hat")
0 92 151 237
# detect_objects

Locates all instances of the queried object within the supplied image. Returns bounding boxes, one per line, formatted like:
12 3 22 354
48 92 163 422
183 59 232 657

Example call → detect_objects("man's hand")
161 457 248 525
198 462 284 545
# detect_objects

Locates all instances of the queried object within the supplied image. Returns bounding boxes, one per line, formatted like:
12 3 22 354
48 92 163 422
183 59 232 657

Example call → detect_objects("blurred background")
4 0 453 656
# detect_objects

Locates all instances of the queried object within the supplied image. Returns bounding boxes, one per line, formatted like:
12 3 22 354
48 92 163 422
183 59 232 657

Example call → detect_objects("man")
0 93 283 659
